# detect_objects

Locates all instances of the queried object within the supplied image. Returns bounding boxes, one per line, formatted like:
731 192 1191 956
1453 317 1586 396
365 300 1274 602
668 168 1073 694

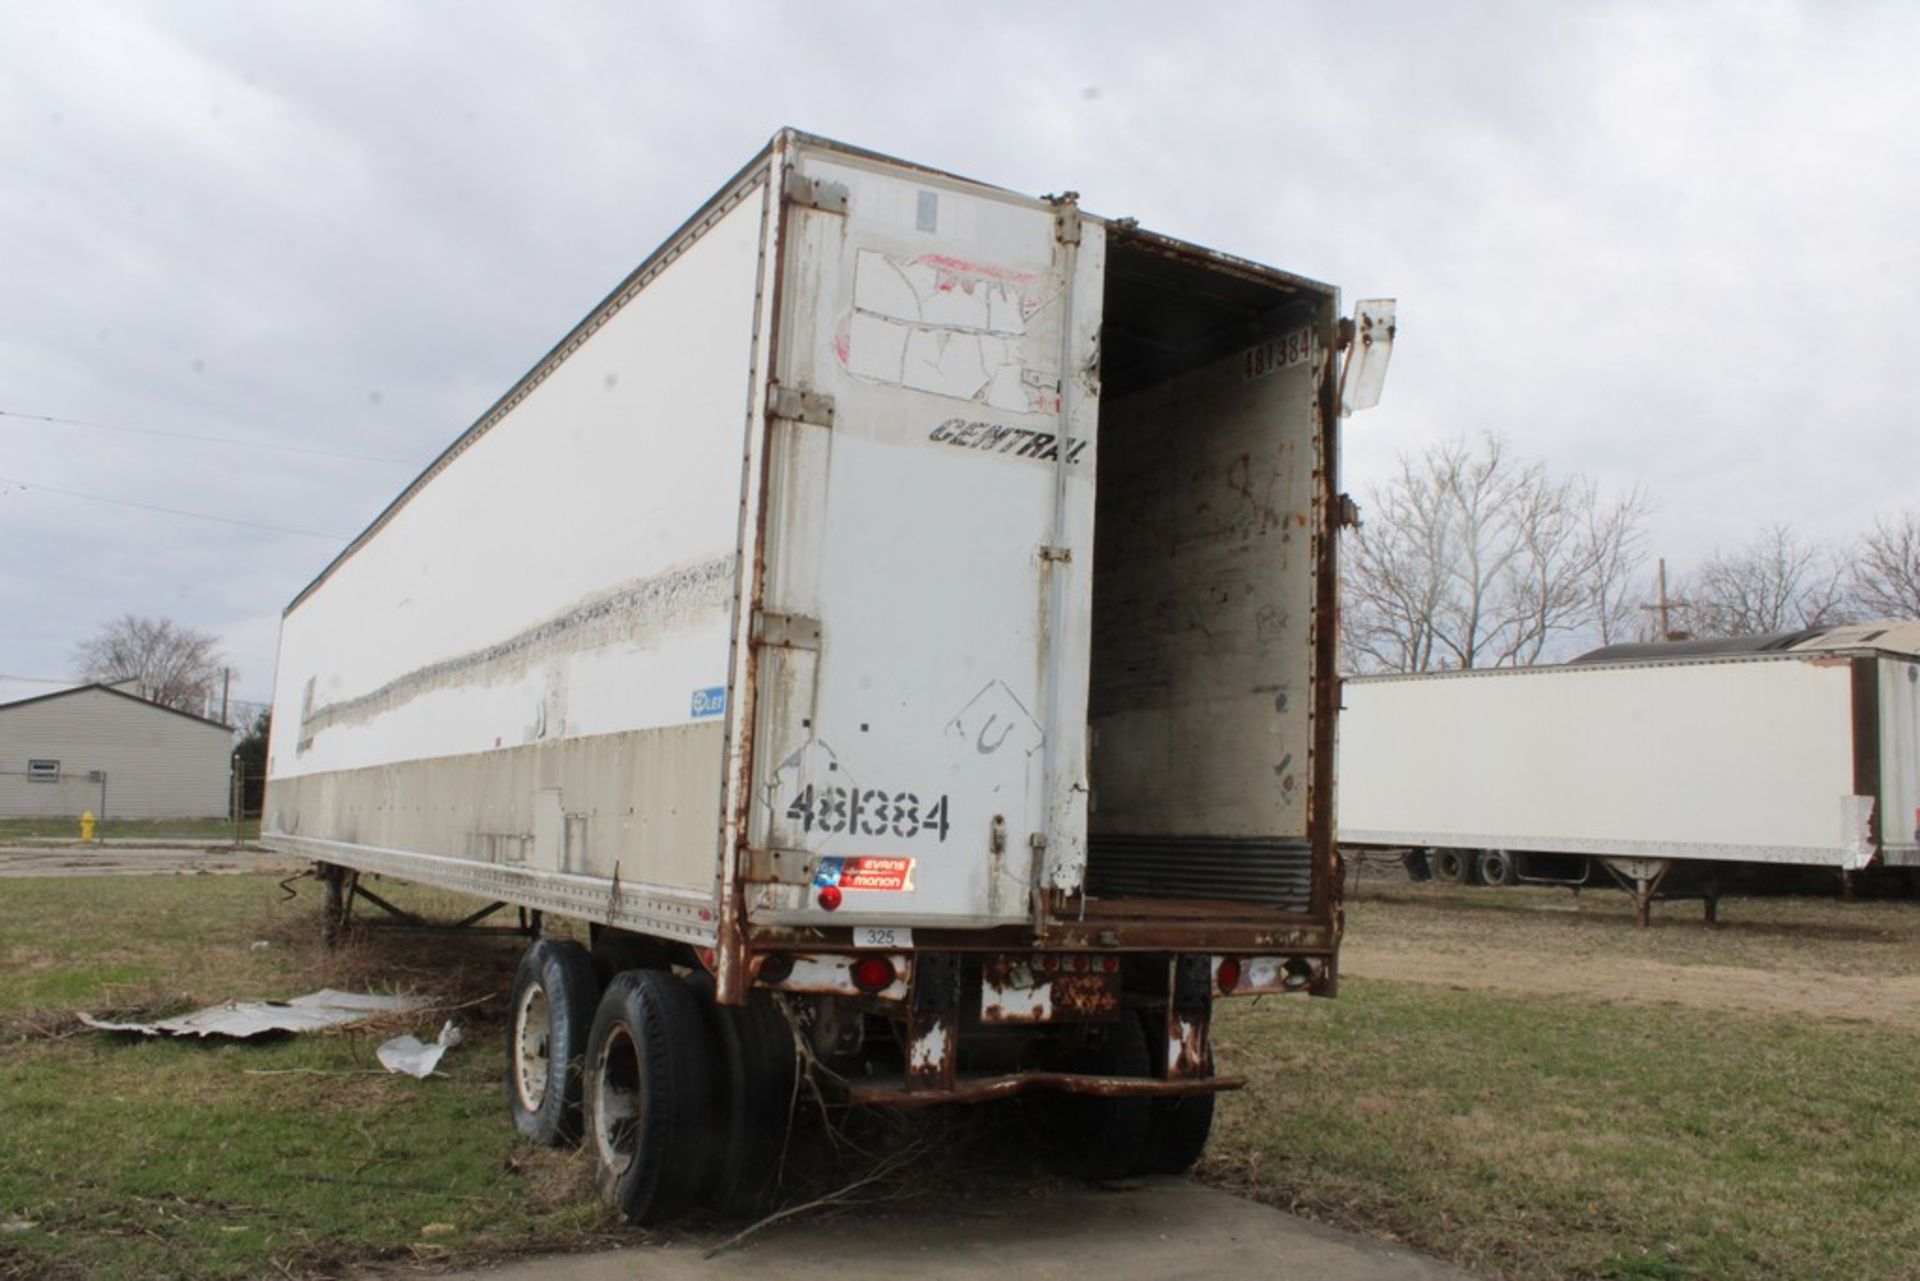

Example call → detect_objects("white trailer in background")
265 130 1394 1221
1337 623 1920 923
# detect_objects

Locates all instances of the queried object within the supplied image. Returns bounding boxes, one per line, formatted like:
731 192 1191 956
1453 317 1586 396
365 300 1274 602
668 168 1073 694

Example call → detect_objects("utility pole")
220 667 230 725
1640 558 1692 642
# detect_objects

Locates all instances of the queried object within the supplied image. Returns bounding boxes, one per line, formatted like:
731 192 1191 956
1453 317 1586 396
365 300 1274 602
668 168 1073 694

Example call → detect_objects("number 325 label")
785 785 950 841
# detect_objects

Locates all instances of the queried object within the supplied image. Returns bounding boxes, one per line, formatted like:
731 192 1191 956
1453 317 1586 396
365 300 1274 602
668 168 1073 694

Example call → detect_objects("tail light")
756 953 794 984
849 955 897 993
817 885 842 911
1216 957 1242 994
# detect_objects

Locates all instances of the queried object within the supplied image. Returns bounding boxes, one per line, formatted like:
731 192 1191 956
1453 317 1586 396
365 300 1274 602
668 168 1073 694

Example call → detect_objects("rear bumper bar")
847 1070 1245 1109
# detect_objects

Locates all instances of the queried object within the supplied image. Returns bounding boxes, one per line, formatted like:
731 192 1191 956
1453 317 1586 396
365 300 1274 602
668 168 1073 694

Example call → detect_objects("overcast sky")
3 1 1916 711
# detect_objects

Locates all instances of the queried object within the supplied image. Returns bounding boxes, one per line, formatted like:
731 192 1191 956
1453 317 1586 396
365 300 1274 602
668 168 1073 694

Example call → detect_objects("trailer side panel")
266 164 773 903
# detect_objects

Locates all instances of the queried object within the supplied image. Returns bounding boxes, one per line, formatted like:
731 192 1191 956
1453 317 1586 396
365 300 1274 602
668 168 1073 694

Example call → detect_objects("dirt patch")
0 844 306 878
1343 878 1920 1033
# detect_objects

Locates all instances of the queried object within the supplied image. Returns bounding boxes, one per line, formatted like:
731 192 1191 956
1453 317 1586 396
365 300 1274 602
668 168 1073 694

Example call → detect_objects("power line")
0 407 418 466
0 673 74 686
0 474 348 541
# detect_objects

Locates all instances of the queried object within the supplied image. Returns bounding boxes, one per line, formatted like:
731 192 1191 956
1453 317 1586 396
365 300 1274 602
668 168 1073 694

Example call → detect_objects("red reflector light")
817 885 842 911
699 948 716 971
1217 957 1242 993
1041 953 1059 973
1101 955 1119 973
849 955 896 993
1073 954 1089 973
757 954 794 984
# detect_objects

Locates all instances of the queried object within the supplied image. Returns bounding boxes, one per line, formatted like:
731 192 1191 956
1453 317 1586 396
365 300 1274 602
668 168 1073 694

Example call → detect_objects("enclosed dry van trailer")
1338 623 1920 921
265 130 1393 1220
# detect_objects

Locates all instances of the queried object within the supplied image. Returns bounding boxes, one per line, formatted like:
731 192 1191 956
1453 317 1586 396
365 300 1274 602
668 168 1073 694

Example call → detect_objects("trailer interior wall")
1338 657 1873 866
1084 239 1329 910
265 167 771 901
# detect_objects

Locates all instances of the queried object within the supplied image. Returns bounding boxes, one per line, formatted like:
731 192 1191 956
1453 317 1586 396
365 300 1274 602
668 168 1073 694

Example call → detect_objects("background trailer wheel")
1477 847 1519 887
1432 848 1476 885
584 969 718 1225
506 939 599 1146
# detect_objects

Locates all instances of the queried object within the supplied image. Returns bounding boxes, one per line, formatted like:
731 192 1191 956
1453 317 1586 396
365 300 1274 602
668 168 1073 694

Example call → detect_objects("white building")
0 684 233 819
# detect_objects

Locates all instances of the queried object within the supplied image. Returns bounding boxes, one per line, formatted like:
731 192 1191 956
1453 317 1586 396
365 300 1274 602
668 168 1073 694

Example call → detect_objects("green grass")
0 875 614 1279
7 873 1920 1279
1208 980 1920 1281
0 816 260 842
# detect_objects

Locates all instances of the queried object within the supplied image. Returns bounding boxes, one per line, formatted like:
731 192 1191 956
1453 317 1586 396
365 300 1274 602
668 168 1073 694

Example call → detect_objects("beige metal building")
0 684 233 819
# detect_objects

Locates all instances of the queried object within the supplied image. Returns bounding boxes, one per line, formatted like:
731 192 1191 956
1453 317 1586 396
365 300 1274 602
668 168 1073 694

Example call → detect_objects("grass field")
4 871 1919 1279
0 876 614 1280
0 817 259 843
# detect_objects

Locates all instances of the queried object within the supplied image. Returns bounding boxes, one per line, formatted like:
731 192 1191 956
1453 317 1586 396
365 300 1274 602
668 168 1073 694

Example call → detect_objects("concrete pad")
448 1180 1472 1281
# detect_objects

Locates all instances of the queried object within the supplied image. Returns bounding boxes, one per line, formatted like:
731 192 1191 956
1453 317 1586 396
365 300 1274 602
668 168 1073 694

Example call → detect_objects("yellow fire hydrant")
80 810 97 843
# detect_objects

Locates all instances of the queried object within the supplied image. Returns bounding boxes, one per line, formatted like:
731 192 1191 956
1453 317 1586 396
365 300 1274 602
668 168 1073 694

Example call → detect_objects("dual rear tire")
505 940 795 1224
1052 1011 1217 1180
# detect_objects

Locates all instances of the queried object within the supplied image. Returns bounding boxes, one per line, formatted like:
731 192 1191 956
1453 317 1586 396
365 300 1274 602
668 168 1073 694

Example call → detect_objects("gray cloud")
3 0 1916 707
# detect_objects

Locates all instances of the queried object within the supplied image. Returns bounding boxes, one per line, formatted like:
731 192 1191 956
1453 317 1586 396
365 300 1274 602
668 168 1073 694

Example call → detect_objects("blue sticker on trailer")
691 686 726 718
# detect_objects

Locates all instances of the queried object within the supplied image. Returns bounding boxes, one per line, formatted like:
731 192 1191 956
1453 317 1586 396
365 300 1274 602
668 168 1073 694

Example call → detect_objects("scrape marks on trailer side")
295 557 733 748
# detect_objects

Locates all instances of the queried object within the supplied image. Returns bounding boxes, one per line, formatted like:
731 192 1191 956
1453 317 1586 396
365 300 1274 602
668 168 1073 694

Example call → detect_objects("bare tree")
1848 510 1920 621
1674 524 1850 638
1341 434 1650 672
73 615 227 714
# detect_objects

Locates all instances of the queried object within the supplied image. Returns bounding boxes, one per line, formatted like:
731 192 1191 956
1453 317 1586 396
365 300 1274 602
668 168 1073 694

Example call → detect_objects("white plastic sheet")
79 989 435 1039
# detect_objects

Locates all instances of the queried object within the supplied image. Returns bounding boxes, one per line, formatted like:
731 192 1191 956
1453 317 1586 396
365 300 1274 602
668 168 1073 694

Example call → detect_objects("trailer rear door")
741 140 1104 928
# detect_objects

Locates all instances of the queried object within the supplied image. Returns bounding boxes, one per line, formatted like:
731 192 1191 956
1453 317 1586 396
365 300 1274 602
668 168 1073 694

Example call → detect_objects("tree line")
1341 434 1920 674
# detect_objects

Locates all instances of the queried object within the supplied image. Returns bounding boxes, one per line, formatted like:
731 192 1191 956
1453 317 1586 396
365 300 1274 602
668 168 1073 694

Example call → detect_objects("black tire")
583 969 718 1225
1056 1016 1154 1181
1135 1011 1215 1176
686 972 798 1216
590 932 672 989
1432 848 1475 885
506 939 600 1146
1478 847 1519 887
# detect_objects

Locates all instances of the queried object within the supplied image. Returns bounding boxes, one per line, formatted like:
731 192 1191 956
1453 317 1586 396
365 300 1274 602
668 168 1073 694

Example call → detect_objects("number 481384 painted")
786 785 950 841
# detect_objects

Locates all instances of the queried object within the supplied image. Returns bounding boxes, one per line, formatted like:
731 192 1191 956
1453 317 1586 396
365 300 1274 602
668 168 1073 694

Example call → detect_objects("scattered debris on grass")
78 989 437 1039
377 1020 463 1077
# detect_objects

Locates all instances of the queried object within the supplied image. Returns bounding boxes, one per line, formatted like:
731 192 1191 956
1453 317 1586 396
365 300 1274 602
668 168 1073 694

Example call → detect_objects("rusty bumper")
847 1070 1246 1109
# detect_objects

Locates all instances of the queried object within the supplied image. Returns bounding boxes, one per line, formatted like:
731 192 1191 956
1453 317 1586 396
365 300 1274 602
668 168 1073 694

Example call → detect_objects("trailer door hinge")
783 170 849 215
768 386 835 428
1055 208 1081 246
751 610 821 650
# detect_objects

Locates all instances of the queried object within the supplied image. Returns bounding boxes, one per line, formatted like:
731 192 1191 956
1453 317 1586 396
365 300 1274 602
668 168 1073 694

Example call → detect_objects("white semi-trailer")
264 130 1394 1221
1338 623 1920 922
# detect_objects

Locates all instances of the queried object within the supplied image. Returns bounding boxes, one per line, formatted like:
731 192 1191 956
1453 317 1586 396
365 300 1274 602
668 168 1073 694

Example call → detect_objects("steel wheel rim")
593 1021 643 1177
513 981 552 1111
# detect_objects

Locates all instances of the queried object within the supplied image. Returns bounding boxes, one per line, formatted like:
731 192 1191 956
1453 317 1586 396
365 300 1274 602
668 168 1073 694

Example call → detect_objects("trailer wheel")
1432 848 1475 885
1053 1015 1154 1181
507 939 599 1146
1134 1011 1215 1176
590 932 672 988
1477 847 1518 887
686 973 797 1216
584 969 718 1225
